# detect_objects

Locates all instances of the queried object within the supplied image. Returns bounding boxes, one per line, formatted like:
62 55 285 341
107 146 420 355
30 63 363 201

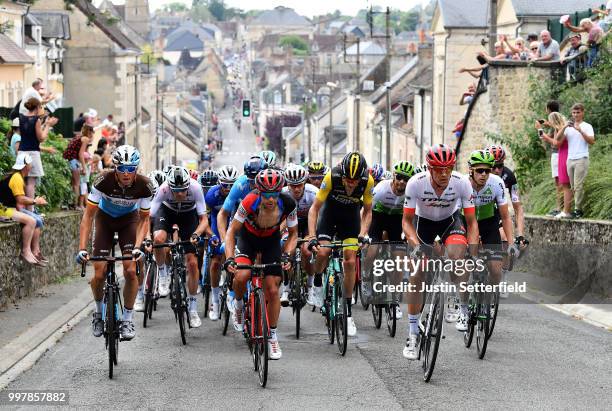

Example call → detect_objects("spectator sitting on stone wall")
564 18 604 66
478 41 513 62
534 30 560 61
500 35 530 60
593 1 612 32
459 64 487 79
528 41 540 59
0 153 48 265
459 83 476 105
561 34 588 79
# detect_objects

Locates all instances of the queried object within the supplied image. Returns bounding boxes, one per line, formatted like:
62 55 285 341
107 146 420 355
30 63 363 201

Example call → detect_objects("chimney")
419 28 425 44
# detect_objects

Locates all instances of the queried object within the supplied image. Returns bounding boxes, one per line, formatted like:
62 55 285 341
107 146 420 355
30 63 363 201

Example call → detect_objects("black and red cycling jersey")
234 191 298 237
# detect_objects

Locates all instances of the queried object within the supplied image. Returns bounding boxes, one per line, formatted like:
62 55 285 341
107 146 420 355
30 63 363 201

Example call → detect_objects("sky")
144 0 429 18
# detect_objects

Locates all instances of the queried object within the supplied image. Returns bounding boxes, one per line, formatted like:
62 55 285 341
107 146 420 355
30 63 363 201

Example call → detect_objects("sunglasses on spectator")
116 165 137 173
261 192 279 199
474 168 492 175
530 47 538 50
394 174 410 182
493 163 504 169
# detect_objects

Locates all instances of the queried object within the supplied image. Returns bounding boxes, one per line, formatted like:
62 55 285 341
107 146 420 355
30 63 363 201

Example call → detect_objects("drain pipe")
441 29 452 145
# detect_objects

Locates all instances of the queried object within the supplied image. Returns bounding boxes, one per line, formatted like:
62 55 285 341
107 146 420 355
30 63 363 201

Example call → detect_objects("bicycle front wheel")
372 304 382 329
255 288 269 387
106 289 117 379
421 291 444 383
172 274 187 345
386 304 397 338
143 261 156 328
487 291 500 339
335 282 348 356
476 294 491 359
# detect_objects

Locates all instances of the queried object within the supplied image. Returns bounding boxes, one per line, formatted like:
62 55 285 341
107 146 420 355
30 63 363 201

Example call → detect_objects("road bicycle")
218 268 232 335
288 239 309 339
142 249 158 328
199 238 212 318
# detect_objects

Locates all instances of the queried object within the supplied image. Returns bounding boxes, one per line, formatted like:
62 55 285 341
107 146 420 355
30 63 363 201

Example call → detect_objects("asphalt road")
2 118 611 409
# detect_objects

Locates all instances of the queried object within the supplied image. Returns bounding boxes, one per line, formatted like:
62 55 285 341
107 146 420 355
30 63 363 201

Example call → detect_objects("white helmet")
166 166 190 190
112 145 140 166
383 170 393 180
259 150 276 167
162 165 173 174
218 164 239 184
284 164 308 185
148 170 166 187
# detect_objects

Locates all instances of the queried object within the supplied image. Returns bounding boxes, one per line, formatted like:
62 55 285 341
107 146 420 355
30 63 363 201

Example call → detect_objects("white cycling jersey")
372 179 404 215
151 180 206 216
472 174 507 221
403 171 475 221
282 183 318 219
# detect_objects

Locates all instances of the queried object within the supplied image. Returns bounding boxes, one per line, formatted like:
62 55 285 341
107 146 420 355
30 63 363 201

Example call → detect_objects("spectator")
538 111 572 218
63 124 92 210
79 150 92 208
73 108 97 135
0 153 48 265
534 30 560 61
534 100 563 215
564 18 604 66
459 64 488 79
501 35 530 60
73 112 84 134
528 41 540 59
593 1 612 32
526 33 539 43
8 118 21 157
460 83 476 105
18 78 55 115
95 138 113 169
98 118 113 140
478 41 512 62
555 103 595 219
19 98 58 211
117 121 126 145
561 34 587 79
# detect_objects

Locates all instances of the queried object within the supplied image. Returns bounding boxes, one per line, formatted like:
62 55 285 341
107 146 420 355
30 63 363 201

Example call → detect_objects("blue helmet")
369 163 385 181
244 155 268 179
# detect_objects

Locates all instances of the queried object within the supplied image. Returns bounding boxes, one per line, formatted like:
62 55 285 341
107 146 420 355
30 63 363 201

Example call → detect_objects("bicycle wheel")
220 289 230 335
353 280 359 307
325 283 335 344
421 290 444 382
476 294 491 359
201 256 211 318
255 288 269 387
371 304 382 329
173 273 187 345
143 261 155 328
335 281 348 356
487 291 500 339
106 289 117 379
386 304 397 338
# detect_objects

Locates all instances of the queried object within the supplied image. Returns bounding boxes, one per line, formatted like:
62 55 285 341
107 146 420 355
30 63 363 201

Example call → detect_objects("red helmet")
188 169 199 180
487 145 506 163
426 144 456 167
255 169 285 193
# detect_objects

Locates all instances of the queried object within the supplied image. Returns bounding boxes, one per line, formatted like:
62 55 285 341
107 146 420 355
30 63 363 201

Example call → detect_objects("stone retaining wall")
0 211 81 309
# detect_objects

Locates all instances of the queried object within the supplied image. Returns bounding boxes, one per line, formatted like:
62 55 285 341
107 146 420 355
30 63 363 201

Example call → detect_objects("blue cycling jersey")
205 184 230 236
221 175 254 214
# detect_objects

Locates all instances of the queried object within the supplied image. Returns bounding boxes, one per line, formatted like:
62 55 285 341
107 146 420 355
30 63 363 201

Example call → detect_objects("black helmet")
341 152 368 179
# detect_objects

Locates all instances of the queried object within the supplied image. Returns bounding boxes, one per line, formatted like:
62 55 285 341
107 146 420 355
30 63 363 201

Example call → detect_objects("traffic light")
242 99 251 117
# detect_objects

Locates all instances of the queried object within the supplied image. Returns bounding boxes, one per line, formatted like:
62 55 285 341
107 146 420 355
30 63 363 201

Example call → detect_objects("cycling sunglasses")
116 165 137 174
261 192 279 199
171 187 188 193
394 174 410 182
220 182 233 189
309 175 324 180
474 168 492 175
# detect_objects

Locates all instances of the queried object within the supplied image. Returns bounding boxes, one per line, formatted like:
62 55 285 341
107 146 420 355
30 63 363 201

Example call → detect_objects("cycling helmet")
259 150 277 167
162 165 173 175
370 163 385 181
421 163 428 172
426 144 456 168
487 144 507 163
218 165 239 184
393 161 416 179
468 149 496 167
244 155 268 179
307 160 326 175
112 145 140 166
382 170 393 180
284 164 308 185
255 169 285 193
413 165 422 174
188 169 199 180
166 166 191 190
148 170 166 189
341 152 368 179
198 169 218 188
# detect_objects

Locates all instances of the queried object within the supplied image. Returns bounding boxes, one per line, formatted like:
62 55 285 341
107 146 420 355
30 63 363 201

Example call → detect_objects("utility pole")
343 34 362 151
155 75 159 169
328 63 333 166
489 0 498 56
173 113 177 165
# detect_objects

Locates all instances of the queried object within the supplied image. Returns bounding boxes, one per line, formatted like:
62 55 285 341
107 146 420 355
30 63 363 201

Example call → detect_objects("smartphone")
538 129 544 137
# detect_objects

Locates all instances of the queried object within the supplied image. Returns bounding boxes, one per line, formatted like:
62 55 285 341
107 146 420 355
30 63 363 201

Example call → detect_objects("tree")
190 4 213 22
398 9 420 33
140 44 157 71
163 2 189 13
207 0 226 21
278 35 309 55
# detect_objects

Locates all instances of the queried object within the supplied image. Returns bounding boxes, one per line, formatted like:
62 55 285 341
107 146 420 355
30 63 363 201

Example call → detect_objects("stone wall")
458 61 557 172
518 215 612 298
0 211 81 308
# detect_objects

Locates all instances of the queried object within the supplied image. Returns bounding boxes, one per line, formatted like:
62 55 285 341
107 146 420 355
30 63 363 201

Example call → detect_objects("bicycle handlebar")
236 263 282 270
80 255 134 277
152 240 196 249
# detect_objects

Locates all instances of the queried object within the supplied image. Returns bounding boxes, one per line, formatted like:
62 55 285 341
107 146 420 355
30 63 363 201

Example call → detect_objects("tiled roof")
73 0 140 51
30 11 71 39
511 0 594 16
437 0 488 28
0 33 34 64
251 6 310 26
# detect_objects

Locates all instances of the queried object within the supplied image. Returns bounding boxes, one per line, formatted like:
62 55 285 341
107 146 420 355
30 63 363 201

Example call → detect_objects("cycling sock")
137 285 144 296
234 299 244 311
314 272 323 287
346 298 352 317
270 327 277 340
229 290 235 298
460 304 468 315
188 295 198 311
307 275 314 287
158 264 167 278
123 308 134 322
94 300 103 314
212 287 220 304
408 314 419 335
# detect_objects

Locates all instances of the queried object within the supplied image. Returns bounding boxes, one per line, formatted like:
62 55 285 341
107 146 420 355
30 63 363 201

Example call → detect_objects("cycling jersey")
87 171 153 218
234 191 297 237
282 183 318 219
403 171 475 221
205 184 229 236
221 174 254 214
472 174 507 221
315 166 374 207
372 179 405 215
500 166 520 203
150 181 206 216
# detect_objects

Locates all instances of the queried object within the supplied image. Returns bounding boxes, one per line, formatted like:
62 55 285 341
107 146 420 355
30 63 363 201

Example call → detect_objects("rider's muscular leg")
342 250 357 297
264 276 281 328
210 256 222 288
90 262 107 301
186 254 199 295
407 269 425 315
122 260 138 308
153 230 167 265
232 269 250 298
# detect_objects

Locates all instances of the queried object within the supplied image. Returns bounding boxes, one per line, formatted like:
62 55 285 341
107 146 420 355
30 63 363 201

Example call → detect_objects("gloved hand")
190 232 200 245
508 242 520 258
210 235 220 247
132 248 145 261
308 238 320 251
76 249 89 264
410 244 424 260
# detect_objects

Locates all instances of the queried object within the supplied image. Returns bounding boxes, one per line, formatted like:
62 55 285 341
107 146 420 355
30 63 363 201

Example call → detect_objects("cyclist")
198 169 219 196
308 152 374 337
259 150 278 168
306 161 326 188
151 166 214 328
282 164 319 305
76 145 153 341
488 144 528 296
370 163 385 186
401 144 479 359
204 164 238 320
188 169 199 181
224 169 297 360
366 161 417 319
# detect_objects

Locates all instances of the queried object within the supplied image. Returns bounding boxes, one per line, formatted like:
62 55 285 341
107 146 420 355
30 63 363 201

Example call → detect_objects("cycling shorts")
235 227 282 276
93 210 138 257
297 217 308 239
316 203 360 250
369 211 403 241
414 210 467 255
152 204 199 254
478 216 504 260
